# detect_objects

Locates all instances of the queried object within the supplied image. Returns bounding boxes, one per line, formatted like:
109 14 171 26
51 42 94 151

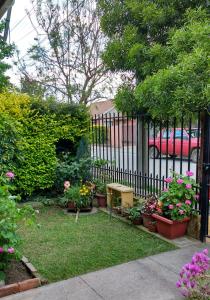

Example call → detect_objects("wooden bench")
106 183 133 208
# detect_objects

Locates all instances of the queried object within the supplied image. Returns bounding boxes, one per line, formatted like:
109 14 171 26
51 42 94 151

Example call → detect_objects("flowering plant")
176 249 210 299
63 182 92 209
158 171 198 221
0 172 35 280
141 195 158 215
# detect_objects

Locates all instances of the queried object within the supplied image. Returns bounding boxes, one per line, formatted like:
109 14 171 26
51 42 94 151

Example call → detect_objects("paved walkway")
4 241 210 300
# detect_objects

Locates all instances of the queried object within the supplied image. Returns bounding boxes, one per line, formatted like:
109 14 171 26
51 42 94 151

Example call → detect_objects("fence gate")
200 110 210 242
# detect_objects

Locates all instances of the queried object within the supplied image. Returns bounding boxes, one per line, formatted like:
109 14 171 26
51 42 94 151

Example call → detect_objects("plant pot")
147 221 157 232
142 213 155 229
152 214 190 239
96 193 107 207
80 206 92 212
67 201 76 211
131 217 143 225
121 210 129 218
112 207 121 214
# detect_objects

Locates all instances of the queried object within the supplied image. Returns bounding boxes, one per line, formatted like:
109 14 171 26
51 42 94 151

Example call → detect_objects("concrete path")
4 242 210 300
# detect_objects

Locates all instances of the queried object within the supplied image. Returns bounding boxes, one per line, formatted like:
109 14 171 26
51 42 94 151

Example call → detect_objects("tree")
18 0 116 104
99 0 209 118
0 23 14 90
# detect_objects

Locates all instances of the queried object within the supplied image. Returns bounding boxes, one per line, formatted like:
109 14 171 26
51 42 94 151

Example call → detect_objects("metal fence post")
200 109 210 242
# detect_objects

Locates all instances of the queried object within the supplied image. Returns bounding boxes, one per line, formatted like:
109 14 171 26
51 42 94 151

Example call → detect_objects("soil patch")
5 260 34 285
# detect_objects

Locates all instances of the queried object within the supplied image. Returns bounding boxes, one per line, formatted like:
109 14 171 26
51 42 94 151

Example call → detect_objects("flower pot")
67 201 76 211
142 213 155 229
147 221 157 232
96 193 107 207
131 217 143 225
152 214 190 239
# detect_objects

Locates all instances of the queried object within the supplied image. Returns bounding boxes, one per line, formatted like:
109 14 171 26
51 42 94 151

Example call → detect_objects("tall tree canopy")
0 23 14 89
18 0 117 104
99 0 209 118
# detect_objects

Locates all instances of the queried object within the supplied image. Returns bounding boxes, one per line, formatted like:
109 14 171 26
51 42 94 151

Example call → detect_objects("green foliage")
94 178 107 195
0 172 35 278
100 1 209 118
0 114 21 173
128 207 141 221
0 22 14 90
0 92 89 195
55 156 92 193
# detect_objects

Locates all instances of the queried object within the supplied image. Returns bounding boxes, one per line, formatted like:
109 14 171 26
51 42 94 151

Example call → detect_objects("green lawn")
18 207 176 282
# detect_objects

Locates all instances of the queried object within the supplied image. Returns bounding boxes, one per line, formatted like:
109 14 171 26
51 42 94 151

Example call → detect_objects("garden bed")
18 207 176 283
0 259 41 298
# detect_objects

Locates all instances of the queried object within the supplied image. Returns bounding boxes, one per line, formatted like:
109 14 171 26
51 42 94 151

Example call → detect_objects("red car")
149 128 200 163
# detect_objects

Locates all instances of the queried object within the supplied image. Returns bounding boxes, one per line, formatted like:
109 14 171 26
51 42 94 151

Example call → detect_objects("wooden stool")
106 183 133 208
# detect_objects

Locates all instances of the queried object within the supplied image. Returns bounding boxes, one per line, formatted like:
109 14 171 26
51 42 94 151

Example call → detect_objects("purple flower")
203 249 208 256
185 184 192 189
186 171 194 177
176 281 182 288
164 177 173 183
0 247 3 253
168 204 174 210
8 247 14 254
177 179 184 184
185 200 191 205
5 171 15 179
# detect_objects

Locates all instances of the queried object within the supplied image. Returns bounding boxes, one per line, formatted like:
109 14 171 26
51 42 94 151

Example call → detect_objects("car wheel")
149 146 160 159
191 148 200 163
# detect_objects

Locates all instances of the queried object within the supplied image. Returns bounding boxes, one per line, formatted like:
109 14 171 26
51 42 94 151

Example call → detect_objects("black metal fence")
90 112 210 241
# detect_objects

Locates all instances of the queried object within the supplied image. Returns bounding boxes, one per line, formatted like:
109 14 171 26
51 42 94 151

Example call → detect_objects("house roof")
0 0 14 19
89 100 114 116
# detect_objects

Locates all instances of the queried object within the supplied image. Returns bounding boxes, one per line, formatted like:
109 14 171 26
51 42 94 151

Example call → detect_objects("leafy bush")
0 92 89 195
0 172 35 280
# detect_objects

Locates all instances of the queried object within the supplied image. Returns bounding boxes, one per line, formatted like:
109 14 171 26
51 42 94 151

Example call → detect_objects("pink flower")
164 177 173 183
194 194 199 200
176 203 182 207
8 247 14 254
64 181 70 190
5 171 15 179
185 184 192 189
203 249 208 256
168 204 174 209
179 210 185 215
177 179 184 184
0 247 3 253
163 188 168 192
185 200 191 205
186 171 194 177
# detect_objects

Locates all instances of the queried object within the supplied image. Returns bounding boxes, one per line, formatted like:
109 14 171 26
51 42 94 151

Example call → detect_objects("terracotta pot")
132 217 143 225
152 214 190 239
113 207 121 214
142 213 155 229
67 201 76 211
147 221 157 232
96 193 107 207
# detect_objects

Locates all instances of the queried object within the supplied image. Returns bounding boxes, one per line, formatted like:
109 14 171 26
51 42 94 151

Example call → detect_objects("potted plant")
64 182 92 221
128 207 143 225
94 179 107 207
141 195 158 230
152 171 198 239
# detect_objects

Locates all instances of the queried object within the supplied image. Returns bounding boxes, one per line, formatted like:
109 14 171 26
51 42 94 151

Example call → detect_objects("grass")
18 207 176 282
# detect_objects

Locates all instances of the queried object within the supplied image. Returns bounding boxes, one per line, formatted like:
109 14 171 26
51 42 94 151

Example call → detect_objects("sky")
6 0 43 85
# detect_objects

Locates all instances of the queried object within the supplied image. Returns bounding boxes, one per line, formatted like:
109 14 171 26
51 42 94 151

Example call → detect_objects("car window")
175 130 188 140
162 129 172 139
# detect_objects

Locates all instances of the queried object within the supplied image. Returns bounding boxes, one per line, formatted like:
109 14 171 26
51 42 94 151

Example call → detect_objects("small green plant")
128 207 141 221
94 179 107 195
